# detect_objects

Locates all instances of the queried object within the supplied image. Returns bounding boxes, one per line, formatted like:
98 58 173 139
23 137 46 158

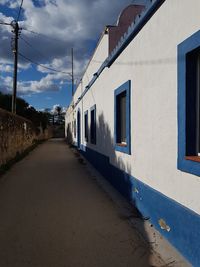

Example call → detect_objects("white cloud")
9 1 19 9
0 63 13 72
52 103 61 114
0 0 148 95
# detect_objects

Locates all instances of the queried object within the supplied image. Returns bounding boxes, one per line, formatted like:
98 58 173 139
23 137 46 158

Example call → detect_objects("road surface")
0 139 166 267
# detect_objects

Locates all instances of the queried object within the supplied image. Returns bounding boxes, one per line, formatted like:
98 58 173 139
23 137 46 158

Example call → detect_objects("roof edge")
73 0 166 108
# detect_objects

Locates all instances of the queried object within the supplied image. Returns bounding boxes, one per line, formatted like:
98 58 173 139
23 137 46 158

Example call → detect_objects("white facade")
65 1 200 266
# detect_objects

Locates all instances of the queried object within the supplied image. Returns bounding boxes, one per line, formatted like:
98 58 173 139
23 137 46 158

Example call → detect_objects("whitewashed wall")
66 0 200 215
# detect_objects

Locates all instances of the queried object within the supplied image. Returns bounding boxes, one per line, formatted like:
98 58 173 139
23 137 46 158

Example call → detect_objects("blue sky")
0 0 147 111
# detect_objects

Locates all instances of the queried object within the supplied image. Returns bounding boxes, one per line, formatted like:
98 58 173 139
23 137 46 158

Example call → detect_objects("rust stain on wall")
158 219 171 232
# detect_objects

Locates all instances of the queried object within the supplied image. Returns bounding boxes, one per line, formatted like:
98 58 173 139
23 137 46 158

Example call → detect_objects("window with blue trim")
84 110 88 142
114 80 131 154
90 105 96 144
74 119 76 138
186 50 200 157
178 30 200 176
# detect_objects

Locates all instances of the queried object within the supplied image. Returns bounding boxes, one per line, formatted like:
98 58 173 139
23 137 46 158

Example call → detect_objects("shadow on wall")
77 112 159 266
66 124 73 144
97 112 134 200
98 112 130 171
65 111 135 202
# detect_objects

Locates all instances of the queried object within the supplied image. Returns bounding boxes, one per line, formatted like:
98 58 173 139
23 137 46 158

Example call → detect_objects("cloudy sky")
0 0 147 110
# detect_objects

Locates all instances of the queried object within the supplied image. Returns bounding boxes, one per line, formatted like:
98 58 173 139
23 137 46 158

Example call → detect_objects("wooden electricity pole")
11 21 19 114
71 47 74 97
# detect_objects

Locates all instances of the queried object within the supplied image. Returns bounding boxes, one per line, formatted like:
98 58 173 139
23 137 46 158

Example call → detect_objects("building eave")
73 0 166 109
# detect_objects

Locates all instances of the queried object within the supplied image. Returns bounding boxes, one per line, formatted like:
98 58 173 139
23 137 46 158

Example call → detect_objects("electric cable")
21 27 62 42
17 0 24 22
19 35 51 62
18 52 72 76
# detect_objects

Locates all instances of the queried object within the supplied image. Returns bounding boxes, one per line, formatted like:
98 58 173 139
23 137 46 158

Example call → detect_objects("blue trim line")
73 0 165 108
178 30 200 176
114 80 131 154
80 146 200 267
80 144 86 151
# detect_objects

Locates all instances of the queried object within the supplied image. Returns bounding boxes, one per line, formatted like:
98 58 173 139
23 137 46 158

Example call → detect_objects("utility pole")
71 47 74 98
11 20 19 114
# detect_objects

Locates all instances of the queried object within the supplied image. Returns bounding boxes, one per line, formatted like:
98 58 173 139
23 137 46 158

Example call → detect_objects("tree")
0 92 49 130
52 104 64 125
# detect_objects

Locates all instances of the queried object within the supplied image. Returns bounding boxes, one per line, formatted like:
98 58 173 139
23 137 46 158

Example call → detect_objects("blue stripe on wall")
80 146 200 267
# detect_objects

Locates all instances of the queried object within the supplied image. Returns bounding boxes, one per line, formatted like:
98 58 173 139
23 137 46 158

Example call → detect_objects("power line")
18 52 72 76
19 35 75 78
19 35 50 62
21 27 62 42
17 0 24 22
0 21 11 26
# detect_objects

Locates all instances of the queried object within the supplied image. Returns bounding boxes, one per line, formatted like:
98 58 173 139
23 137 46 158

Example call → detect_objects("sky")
0 0 147 111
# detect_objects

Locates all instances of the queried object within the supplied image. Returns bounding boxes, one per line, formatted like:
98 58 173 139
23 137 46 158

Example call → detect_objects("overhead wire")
21 27 62 42
0 21 11 26
17 0 24 22
19 32 75 79
19 35 51 62
19 36 73 77
1 3 74 82
0 1 75 102
18 52 72 76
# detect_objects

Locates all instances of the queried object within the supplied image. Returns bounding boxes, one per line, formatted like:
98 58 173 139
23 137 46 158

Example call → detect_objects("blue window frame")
178 30 200 176
114 80 131 154
90 105 96 144
84 110 88 142
74 119 76 138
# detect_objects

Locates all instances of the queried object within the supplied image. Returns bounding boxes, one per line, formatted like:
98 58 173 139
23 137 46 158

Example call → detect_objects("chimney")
107 5 145 54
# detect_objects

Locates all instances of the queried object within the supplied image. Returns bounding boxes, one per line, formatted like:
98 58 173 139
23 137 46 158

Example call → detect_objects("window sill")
115 143 130 155
116 143 127 147
185 156 200 163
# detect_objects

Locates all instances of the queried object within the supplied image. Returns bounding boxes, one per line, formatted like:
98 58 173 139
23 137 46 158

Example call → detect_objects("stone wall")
0 108 52 167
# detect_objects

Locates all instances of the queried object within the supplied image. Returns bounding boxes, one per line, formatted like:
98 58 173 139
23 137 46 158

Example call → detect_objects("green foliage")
0 92 12 111
0 92 50 130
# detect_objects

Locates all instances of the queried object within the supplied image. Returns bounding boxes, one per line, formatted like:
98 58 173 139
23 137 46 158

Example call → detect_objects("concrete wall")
67 0 200 215
0 108 52 166
65 1 200 265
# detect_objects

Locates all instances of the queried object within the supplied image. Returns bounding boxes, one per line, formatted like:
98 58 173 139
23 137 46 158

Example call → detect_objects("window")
178 30 200 176
114 80 131 154
116 91 127 144
90 105 96 144
185 50 200 157
74 119 76 138
84 110 88 142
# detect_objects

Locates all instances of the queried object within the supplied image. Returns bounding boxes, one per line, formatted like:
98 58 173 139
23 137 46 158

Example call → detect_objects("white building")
65 1 200 265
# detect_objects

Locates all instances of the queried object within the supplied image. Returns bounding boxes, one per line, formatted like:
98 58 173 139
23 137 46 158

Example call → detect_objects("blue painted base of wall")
80 146 200 267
